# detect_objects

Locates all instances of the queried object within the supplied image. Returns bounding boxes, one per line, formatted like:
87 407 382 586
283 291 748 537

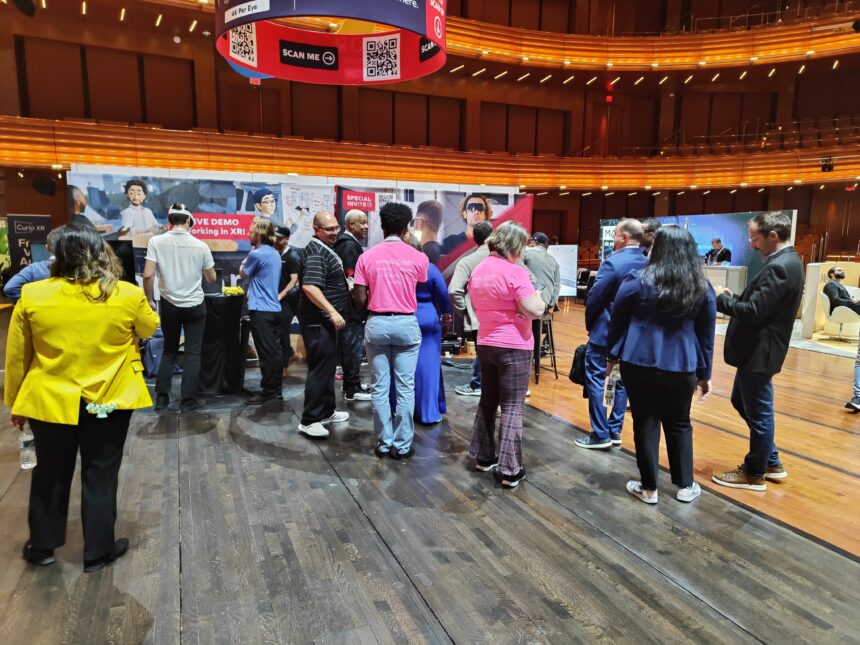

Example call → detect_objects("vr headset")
168 203 194 227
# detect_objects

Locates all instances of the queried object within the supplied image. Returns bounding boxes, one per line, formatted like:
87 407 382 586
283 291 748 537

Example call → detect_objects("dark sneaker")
609 432 622 446
390 446 415 460
344 388 372 401
712 466 767 491
494 468 526 489
474 457 498 472
845 397 860 412
245 391 283 405
574 434 612 450
180 398 203 413
22 541 55 566
765 464 788 481
154 394 170 412
374 442 391 458
83 538 129 573
454 384 481 396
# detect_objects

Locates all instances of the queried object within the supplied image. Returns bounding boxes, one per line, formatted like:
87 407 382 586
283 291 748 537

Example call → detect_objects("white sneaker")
525 389 532 398
322 410 350 424
676 482 701 503
626 480 658 504
298 422 329 438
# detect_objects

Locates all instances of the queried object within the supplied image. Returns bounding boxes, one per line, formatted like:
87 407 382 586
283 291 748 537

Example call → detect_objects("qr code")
230 23 257 68
363 33 400 82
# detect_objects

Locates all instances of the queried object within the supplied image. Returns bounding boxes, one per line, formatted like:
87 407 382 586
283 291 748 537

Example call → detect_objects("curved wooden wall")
2 116 858 190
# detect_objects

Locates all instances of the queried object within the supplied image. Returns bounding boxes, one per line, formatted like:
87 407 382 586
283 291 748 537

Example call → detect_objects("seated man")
824 266 860 314
704 238 731 266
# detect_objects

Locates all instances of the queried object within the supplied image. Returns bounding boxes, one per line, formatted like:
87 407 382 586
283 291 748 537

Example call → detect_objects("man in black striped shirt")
296 211 351 439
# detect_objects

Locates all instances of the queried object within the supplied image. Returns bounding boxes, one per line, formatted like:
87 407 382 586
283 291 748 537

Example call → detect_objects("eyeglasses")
315 225 340 233
465 202 486 213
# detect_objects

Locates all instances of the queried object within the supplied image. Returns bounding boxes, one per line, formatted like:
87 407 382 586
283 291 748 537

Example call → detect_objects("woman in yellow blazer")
5 224 159 572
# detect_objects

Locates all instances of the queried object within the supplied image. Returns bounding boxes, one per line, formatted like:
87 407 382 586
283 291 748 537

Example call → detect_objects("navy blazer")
607 273 717 380
585 246 648 348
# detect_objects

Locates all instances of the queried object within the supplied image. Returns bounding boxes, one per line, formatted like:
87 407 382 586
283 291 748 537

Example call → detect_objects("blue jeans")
585 342 627 440
365 314 422 453
731 369 781 476
470 352 482 390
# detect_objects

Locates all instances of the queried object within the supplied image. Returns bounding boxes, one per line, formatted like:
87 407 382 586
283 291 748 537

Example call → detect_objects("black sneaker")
374 442 391 458
610 432 622 446
390 446 415 460
180 398 203 412
845 397 860 412
22 541 55 566
83 538 129 573
344 388 372 401
245 391 283 405
494 468 526 488
474 457 498 472
154 394 170 412
574 434 612 450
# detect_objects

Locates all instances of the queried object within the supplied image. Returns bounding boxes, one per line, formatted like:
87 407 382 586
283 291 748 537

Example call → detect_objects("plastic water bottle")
19 430 36 470
603 365 621 409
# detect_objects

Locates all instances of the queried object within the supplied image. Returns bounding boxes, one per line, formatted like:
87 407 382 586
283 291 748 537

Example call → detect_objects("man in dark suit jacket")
823 266 860 314
575 219 648 450
275 226 301 373
333 209 371 401
712 211 804 491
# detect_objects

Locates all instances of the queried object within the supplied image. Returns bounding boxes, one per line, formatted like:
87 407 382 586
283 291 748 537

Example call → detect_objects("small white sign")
225 0 271 24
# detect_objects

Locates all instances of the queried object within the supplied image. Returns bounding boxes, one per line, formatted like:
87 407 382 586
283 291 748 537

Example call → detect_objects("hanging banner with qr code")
215 0 446 85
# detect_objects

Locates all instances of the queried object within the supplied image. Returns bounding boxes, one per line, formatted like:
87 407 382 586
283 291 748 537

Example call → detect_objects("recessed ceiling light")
690 185 698 189
659 76 668 85
189 19 198 32
471 68 486 77
587 76 598 85
798 64 805 74
684 74 694 84
703 190 711 195
806 49 815 56
563 75 575 84
750 56 759 62
628 191 637 196
559 191 570 196
449 64 464 73
758 188 765 192
739 70 747 80
517 73 530 81
536 191 547 195
634 76 644 85
740 182 748 187
582 192 592 196
155 13 162 27
698 61 706 66
677 190 685 195
768 68 776 77
540 74 552 83
833 59 840 70
819 184 825 189
494 71 508 80
601 185 609 190
81 1 86 15
604 192 615 196
730 189 738 194
119 7 125 21
711 73 720 82
609 76 621 85
651 62 659 68
652 191 661 196
787 186 793 191
794 179 802 184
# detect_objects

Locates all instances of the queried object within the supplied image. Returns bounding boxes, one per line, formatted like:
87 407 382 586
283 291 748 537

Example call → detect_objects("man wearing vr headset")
143 204 216 412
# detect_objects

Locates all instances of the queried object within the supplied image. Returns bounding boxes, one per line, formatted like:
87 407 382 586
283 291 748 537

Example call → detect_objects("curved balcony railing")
2 116 858 191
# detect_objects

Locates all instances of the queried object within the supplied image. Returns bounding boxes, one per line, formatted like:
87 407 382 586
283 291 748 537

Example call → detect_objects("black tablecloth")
198 295 246 395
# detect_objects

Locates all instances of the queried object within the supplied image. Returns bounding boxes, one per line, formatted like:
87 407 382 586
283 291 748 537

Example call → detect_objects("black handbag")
569 343 587 386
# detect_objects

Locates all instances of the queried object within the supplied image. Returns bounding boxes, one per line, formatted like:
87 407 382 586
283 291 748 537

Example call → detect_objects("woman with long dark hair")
5 224 159 571
607 225 716 504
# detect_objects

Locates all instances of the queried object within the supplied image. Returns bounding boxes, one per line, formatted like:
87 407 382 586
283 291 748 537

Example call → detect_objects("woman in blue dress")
413 261 452 424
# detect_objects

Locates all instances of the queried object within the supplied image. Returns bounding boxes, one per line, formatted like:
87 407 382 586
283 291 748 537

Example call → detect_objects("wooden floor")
529 300 860 558
1 340 859 642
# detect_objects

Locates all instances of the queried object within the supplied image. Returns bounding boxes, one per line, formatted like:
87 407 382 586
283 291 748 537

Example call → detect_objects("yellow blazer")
4 278 160 425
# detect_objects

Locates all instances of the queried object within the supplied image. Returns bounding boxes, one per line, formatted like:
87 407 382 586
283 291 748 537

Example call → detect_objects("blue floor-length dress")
414 263 451 424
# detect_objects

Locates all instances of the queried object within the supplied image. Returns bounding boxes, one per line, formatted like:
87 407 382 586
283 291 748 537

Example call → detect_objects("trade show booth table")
198 294 247 395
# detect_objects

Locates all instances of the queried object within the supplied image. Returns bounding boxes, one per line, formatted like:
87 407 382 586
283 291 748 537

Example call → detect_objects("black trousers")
621 362 697 490
279 303 294 368
300 321 337 424
156 299 206 400
338 319 364 394
28 404 132 562
249 310 283 395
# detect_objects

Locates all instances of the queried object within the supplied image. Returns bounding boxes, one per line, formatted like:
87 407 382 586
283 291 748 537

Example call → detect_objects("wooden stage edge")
526 300 860 559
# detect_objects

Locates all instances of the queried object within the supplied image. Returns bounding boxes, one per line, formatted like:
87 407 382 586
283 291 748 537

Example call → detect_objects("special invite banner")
215 0 446 85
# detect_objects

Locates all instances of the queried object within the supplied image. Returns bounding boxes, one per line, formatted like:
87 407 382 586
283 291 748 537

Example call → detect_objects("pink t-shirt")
354 238 429 313
468 255 536 350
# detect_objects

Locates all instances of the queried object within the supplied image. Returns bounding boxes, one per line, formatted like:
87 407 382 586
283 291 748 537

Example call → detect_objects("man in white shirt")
120 179 164 235
143 203 216 412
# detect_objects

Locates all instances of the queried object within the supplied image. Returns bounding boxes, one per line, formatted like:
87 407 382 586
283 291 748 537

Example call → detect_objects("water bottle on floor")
603 365 620 409
19 430 36 470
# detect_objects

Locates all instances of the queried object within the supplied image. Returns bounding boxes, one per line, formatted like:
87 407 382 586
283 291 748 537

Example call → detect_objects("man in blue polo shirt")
241 218 283 404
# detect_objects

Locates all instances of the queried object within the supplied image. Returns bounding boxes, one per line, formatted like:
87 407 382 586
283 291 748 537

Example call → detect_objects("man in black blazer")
823 266 860 314
712 212 804 491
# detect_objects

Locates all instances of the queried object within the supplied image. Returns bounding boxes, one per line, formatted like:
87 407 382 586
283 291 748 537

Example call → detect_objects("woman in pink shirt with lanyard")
353 203 429 459
467 221 545 488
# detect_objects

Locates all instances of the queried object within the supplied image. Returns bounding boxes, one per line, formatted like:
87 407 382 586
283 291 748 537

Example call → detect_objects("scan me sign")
216 0 446 85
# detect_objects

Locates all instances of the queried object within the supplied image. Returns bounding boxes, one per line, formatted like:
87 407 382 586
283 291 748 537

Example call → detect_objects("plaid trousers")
468 345 532 477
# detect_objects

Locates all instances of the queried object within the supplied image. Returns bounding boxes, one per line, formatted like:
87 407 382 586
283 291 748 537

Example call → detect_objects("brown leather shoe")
764 465 788 481
712 466 766 491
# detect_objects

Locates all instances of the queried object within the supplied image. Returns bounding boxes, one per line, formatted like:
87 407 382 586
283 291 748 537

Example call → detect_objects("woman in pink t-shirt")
466 222 545 488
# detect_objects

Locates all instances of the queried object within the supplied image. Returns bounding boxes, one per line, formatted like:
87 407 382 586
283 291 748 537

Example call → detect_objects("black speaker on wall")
32 175 56 196
12 0 37 18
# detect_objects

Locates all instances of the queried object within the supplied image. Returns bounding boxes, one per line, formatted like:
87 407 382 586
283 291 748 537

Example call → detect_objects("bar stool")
534 311 558 384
